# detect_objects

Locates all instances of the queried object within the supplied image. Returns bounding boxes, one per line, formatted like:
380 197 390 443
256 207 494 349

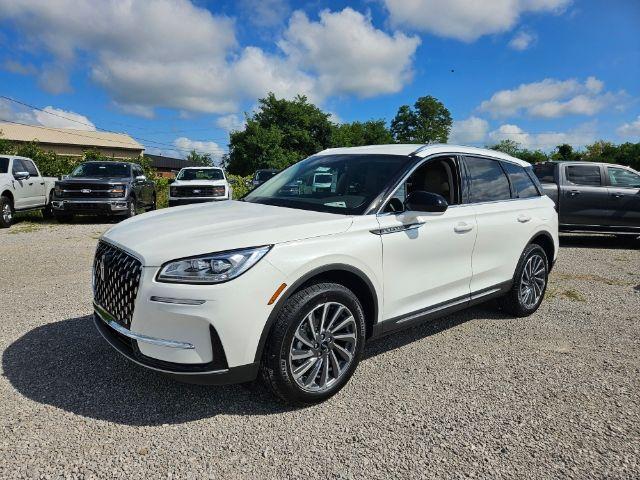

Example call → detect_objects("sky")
0 0 639 162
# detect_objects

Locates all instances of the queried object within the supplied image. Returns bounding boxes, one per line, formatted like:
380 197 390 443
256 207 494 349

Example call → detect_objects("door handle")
454 222 473 233
40 182 45 185
568 190 581 196
611 193 624 198
517 214 531 223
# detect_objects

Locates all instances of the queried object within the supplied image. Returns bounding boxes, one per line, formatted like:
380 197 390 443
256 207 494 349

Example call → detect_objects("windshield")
70 162 131 178
244 154 411 215
0 157 8 174
177 168 224 181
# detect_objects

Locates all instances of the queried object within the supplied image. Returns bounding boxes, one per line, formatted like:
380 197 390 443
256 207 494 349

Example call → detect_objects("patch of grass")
7 222 43 234
561 289 585 302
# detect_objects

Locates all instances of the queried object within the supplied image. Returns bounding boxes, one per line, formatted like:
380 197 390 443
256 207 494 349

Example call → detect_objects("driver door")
377 156 477 323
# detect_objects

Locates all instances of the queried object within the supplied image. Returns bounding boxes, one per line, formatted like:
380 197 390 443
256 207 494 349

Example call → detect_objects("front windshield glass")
244 154 411 215
177 168 224 181
70 162 131 178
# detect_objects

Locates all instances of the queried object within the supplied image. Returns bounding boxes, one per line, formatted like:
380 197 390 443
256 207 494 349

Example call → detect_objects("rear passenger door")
560 164 609 226
463 156 539 294
605 166 640 228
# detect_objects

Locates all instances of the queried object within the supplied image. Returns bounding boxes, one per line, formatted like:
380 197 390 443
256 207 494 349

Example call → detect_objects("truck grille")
171 186 224 197
93 241 142 328
59 184 123 198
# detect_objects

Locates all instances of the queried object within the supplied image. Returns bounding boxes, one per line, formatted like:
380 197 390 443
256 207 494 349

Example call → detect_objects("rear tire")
41 191 54 219
0 195 13 228
499 244 549 317
260 282 366 406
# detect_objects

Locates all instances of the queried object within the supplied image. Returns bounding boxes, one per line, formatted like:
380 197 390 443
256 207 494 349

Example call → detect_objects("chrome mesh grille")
93 241 142 327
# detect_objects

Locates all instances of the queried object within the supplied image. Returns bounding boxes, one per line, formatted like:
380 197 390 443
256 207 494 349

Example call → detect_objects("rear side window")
533 163 556 183
22 159 39 177
607 167 640 188
566 165 601 186
0 157 8 173
464 157 511 203
501 162 540 198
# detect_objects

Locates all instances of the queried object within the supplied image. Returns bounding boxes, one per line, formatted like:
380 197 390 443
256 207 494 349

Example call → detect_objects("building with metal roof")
0 122 143 159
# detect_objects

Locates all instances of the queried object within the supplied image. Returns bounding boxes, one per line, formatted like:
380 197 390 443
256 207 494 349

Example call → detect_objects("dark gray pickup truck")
533 161 640 235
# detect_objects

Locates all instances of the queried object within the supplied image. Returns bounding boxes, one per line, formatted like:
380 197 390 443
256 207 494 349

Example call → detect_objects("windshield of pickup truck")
176 168 224 181
0 158 8 174
244 154 411 215
70 162 131 178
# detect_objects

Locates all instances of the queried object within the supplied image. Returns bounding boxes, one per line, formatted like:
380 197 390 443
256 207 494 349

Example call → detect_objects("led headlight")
109 185 126 197
156 245 271 284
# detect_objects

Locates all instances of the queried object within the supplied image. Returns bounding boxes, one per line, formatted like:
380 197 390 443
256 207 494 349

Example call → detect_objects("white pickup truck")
0 155 57 228
168 166 231 207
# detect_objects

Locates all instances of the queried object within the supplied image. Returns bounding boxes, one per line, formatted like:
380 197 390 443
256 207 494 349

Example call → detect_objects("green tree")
488 139 548 164
551 143 580 161
330 120 393 147
390 95 452 143
489 139 521 157
185 150 213 167
227 93 334 175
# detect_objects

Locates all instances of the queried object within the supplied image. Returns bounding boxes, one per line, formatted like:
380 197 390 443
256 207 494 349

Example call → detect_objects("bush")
228 174 252 199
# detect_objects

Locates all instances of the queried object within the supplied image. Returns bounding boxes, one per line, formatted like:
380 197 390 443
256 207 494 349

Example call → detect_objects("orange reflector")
268 283 287 305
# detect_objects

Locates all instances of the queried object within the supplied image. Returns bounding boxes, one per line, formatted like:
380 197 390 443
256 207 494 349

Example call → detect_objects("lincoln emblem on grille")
81 189 92 194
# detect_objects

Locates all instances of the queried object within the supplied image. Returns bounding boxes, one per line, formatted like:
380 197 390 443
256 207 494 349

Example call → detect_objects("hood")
102 200 353 266
58 177 131 184
172 179 227 187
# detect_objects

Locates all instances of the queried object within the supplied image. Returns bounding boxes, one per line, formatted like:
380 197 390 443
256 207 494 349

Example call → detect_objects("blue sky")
1 0 639 161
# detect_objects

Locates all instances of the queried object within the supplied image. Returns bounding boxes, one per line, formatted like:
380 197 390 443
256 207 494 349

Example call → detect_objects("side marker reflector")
268 283 287 305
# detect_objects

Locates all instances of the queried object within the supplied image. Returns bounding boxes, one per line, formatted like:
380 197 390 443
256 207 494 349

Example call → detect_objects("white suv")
93 144 558 405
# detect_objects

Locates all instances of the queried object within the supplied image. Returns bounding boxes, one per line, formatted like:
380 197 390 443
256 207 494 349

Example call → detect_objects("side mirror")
167 178 175 184
404 191 448 213
14 171 30 180
135 175 146 182
228 178 237 185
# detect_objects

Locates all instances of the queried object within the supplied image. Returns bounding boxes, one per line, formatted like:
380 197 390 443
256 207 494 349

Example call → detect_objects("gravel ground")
1 217 639 479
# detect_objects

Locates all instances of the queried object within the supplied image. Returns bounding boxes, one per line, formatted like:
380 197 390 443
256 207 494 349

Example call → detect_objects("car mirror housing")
14 171 30 181
135 175 146 181
404 191 448 213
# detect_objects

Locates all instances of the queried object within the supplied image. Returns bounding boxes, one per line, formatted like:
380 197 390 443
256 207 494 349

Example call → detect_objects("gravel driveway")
1 218 639 479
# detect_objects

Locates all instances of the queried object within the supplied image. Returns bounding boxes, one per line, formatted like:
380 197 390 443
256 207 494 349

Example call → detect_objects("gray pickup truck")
533 161 640 236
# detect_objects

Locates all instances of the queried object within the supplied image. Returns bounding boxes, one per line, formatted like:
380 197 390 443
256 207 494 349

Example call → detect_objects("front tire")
260 282 366 406
499 244 549 317
124 198 137 219
0 195 14 228
41 191 54 219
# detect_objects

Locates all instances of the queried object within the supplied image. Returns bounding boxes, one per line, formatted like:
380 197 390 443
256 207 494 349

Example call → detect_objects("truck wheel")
260 282 366 406
1 195 14 228
148 194 157 211
498 244 549 317
42 191 54 219
54 212 73 223
124 198 137 219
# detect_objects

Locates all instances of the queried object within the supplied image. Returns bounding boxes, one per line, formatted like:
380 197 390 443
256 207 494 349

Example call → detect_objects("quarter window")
464 157 511 203
533 163 555 183
566 165 601 186
607 167 640 188
501 162 539 198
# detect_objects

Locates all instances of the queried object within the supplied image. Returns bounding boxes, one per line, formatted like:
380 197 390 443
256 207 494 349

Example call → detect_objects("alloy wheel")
519 254 546 309
288 302 358 393
2 203 12 224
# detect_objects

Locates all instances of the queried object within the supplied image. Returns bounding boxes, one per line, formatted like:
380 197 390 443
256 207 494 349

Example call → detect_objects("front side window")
566 165 601 186
177 168 225 181
502 162 539 198
464 157 511 203
70 162 132 178
0 157 9 174
244 154 411 215
12 159 26 174
607 167 640 188
22 159 40 177
256 170 277 182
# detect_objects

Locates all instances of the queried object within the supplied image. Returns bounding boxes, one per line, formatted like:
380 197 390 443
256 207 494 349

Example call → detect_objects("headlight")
156 245 271 284
109 185 126 197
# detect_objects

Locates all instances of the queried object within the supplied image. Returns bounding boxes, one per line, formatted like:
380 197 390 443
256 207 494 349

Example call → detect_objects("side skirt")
369 281 512 340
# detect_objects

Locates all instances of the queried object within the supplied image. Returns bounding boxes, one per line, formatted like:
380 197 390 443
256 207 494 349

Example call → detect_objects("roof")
144 154 202 170
317 143 531 167
0 122 143 151
180 166 223 170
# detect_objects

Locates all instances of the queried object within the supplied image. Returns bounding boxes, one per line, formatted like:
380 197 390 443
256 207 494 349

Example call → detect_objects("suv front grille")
93 241 142 328
171 186 224 197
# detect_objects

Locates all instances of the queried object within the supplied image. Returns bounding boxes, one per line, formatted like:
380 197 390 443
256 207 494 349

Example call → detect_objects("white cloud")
240 0 289 28
449 116 489 144
479 77 624 118
508 30 537 50
383 0 570 42
488 121 598 150
216 114 245 133
0 98 96 131
0 2 421 117
279 8 420 98
3 60 37 75
174 137 225 162
617 116 640 141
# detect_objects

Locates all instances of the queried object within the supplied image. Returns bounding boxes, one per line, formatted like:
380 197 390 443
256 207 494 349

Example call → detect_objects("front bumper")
168 197 229 207
52 198 129 214
93 251 284 383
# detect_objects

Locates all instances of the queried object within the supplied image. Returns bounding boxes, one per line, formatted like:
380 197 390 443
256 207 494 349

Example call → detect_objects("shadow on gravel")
560 234 639 250
4 306 505 425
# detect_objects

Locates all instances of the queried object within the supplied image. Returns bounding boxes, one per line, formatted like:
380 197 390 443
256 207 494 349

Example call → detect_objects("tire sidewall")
515 244 549 314
0 196 13 228
265 284 366 405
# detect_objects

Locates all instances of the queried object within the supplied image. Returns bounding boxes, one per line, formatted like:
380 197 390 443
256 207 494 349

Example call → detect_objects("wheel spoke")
306 313 318 338
293 357 317 380
333 343 353 362
333 332 356 342
304 357 323 386
294 329 314 349
319 356 330 387
291 349 314 361
318 303 329 332
329 350 341 378
325 305 345 332
329 316 355 334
